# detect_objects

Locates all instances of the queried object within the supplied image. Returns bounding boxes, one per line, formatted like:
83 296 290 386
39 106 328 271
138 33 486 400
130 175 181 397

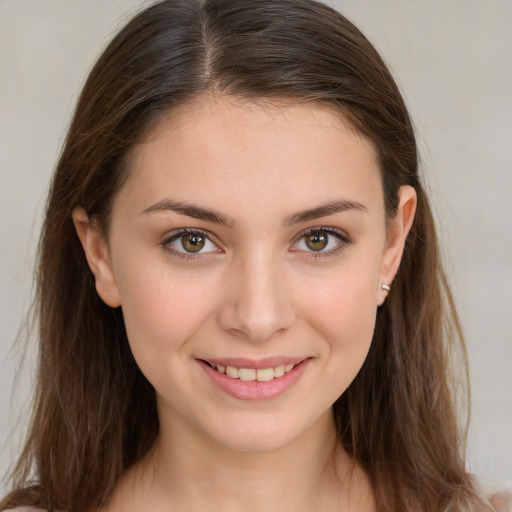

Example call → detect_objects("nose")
216 250 296 343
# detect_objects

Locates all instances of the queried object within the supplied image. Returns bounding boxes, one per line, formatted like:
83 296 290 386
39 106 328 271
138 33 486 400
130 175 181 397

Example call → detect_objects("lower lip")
198 359 311 401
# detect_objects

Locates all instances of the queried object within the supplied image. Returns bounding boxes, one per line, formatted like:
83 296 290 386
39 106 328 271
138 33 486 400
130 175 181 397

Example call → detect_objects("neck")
156 407 341 511
106 407 375 512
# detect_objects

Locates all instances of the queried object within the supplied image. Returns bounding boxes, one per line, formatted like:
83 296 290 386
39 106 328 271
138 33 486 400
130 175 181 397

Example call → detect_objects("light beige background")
1 0 511 490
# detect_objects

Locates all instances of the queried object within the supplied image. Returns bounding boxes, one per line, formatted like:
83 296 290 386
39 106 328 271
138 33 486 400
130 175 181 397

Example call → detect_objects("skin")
73 95 416 512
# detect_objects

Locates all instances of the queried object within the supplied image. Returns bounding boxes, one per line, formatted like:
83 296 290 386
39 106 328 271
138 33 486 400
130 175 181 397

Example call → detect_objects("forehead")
116 95 384 221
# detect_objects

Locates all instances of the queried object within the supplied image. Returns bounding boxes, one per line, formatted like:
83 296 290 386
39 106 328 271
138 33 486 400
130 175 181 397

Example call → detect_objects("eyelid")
162 228 222 258
161 226 350 260
290 226 351 257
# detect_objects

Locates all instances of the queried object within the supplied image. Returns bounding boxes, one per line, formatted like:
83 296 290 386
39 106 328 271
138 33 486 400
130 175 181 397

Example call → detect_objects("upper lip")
199 356 309 369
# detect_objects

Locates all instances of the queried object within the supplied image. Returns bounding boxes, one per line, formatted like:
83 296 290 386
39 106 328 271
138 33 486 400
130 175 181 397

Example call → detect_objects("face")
74 96 415 452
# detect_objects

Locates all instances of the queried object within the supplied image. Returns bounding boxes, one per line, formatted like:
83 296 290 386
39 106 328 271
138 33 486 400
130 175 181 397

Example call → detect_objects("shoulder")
474 474 512 512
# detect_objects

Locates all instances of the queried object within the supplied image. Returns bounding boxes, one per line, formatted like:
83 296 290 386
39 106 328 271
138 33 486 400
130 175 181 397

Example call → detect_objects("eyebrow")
140 199 237 228
140 197 367 228
284 199 367 226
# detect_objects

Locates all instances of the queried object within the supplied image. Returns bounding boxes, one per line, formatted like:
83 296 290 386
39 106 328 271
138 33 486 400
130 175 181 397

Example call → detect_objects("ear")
376 185 417 306
72 206 121 308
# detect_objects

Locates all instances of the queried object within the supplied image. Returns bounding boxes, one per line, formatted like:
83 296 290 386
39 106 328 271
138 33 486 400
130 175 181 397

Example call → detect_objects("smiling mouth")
203 362 300 382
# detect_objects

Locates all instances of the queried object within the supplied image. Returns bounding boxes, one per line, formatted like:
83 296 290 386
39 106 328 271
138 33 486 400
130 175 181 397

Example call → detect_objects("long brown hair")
1 1 488 511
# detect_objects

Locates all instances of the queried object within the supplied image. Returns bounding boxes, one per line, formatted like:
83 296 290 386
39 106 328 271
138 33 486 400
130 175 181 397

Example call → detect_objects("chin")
214 428 300 453
200 408 329 454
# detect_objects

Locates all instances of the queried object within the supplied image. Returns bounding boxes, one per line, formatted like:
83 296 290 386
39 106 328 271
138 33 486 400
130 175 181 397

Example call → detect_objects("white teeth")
239 368 256 381
256 367 275 382
273 365 285 378
226 366 239 378
213 362 299 381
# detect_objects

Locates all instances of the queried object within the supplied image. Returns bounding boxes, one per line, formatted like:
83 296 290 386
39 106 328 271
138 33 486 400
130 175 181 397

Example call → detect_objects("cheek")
298 260 379 385
115 260 219 371
304 262 378 334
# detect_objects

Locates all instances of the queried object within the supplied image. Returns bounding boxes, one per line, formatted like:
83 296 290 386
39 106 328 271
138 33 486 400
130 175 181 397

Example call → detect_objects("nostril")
215 271 296 343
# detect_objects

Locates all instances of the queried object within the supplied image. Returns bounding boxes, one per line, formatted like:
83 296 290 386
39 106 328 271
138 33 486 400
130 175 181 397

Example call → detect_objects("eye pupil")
305 232 328 251
182 234 205 253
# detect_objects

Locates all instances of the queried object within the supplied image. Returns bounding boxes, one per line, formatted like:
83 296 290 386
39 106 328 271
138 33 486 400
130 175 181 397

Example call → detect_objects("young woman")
1 1 510 511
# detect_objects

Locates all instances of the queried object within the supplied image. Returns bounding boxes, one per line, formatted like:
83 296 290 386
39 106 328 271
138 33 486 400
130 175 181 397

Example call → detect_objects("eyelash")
291 226 351 259
162 228 220 261
162 226 351 261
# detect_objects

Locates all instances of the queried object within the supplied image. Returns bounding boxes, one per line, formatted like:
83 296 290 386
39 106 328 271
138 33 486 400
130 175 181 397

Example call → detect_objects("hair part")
2 1 488 511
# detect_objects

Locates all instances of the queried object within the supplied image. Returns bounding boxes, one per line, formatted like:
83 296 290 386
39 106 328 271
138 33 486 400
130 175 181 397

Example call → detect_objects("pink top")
475 475 512 512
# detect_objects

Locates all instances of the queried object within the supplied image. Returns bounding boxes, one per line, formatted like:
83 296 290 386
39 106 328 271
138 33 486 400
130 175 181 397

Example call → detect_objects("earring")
381 284 391 292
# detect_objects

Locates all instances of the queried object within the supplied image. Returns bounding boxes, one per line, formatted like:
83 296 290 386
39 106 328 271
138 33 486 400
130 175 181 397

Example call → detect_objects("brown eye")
167 230 218 255
293 228 347 255
304 231 329 251
181 233 206 253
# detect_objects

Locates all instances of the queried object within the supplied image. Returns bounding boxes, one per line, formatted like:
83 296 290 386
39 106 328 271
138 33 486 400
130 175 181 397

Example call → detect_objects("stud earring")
381 284 391 292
